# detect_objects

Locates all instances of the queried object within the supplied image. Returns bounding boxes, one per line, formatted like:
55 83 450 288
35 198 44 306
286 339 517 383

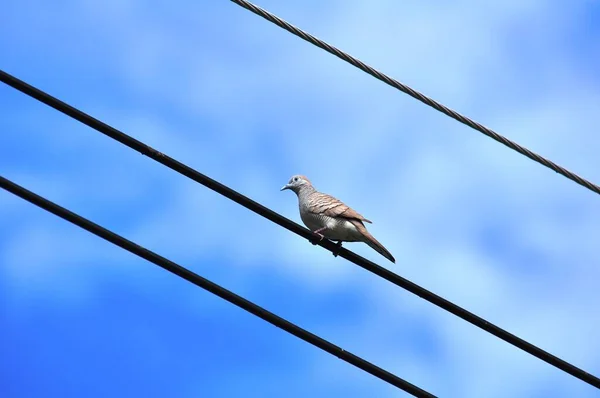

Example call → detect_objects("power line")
229 0 600 198
1 70 598 389
0 175 435 398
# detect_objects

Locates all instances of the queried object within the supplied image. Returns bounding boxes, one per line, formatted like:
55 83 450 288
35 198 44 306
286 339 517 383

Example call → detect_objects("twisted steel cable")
230 0 600 196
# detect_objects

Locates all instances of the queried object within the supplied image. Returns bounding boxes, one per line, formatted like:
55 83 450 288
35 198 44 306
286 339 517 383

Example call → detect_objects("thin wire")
229 0 600 197
1 70 598 389
0 175 434 398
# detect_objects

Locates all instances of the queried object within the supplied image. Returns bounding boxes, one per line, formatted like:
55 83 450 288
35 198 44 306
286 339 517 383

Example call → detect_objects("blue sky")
2 0 600 396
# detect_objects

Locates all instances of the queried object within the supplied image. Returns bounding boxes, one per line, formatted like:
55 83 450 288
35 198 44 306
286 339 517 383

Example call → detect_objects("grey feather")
281 174 395 263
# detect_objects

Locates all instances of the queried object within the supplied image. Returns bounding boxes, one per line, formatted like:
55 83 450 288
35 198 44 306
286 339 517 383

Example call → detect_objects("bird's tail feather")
349 219 395 263
364 235 396 263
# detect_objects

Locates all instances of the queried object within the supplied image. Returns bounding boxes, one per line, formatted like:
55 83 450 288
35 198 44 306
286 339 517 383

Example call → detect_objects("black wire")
1 70 598 389
0 175 435 398
228 0 600 198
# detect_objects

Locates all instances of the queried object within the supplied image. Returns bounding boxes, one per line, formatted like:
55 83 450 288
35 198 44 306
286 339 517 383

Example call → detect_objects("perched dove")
281 174 395 263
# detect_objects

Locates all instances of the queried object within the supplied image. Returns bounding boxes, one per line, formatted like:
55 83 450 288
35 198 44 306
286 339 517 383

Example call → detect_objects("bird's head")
280 174 312 194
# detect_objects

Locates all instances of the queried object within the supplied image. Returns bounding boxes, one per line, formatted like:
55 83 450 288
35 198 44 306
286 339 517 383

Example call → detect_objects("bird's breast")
300 210 363 242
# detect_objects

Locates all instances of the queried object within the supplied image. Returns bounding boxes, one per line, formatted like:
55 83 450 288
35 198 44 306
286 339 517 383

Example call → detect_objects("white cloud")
2 0 600 396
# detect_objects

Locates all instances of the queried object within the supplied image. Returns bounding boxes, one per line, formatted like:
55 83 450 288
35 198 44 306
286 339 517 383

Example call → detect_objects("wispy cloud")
1 0 599 397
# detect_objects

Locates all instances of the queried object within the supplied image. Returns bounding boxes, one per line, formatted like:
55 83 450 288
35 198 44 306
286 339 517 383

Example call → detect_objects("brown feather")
307 192 372 223
348 219 395 263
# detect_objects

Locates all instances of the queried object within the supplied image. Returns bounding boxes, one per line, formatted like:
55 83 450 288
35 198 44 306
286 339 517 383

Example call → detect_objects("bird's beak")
280 184 290 191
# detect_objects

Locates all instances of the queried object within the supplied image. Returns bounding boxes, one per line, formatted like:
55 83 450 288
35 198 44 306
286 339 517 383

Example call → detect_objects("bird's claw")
309 232 325 245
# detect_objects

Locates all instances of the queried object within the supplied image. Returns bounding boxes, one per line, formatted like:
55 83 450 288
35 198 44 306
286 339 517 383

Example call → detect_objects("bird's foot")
332 241 343 257
309 227 327 245
309 232 325 245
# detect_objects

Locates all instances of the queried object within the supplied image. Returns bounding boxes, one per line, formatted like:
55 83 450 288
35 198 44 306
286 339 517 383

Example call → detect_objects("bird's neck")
297 185 316 201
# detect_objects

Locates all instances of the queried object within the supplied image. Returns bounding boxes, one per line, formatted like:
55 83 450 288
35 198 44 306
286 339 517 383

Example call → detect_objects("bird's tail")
364 234 396 263
349 220 396 263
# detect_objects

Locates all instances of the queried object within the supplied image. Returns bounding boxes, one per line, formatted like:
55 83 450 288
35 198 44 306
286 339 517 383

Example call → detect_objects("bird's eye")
294 177 298 182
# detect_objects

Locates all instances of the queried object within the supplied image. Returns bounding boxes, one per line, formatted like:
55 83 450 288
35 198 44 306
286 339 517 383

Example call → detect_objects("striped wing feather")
307 192 372 223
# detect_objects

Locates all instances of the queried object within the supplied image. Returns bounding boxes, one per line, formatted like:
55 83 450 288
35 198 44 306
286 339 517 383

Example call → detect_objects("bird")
281 174 395 263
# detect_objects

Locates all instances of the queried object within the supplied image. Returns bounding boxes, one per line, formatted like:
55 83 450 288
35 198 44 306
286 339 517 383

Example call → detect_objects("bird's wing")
307 192 372 223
